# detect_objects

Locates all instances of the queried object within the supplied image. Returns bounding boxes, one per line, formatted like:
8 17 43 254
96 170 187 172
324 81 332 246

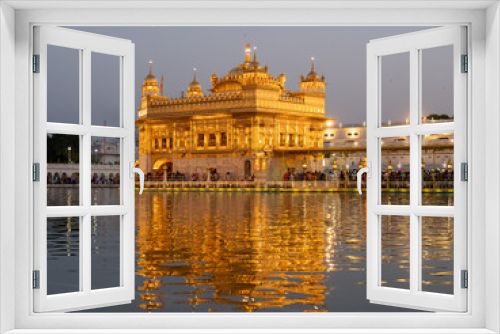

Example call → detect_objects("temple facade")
135 44 333 181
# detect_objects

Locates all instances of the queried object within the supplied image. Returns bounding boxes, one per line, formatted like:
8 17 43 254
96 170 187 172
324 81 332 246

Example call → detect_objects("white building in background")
323 120 454 172
91 137 121 165
323 123 367 149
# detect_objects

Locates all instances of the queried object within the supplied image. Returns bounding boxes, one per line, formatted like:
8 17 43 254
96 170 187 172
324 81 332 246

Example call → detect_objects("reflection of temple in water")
43 187 455 312
134 192 454 311
135 192 331 312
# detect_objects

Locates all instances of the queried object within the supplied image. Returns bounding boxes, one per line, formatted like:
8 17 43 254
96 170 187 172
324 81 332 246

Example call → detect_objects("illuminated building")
136 44 334 180
323 122 454 176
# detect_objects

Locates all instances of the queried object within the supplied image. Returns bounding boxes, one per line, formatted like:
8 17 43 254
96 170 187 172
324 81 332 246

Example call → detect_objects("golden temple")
136 44 334 181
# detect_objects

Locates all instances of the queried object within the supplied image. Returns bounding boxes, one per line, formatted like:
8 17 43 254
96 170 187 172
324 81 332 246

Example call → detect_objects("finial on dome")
190 67 200 86
187 67 204 98
245 43 252 63
304 57 319 81
145 60 157 81
253 46 257 62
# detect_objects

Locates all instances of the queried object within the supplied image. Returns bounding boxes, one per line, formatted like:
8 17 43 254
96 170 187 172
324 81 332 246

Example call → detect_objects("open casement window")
365 26 467 312
33 26 136 312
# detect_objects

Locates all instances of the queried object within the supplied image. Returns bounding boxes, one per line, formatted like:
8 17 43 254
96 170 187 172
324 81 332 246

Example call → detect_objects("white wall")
485 2 500 332
7 4 494 331
0 2 16 333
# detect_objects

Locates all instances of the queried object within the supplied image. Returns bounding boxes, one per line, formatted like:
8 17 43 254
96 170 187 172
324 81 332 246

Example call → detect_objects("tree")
47 134 80 163
427 113 453 120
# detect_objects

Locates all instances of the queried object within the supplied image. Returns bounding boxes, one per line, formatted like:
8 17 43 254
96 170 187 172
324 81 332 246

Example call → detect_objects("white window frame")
366 26 467 312
32 26 136 313
0 1 499 333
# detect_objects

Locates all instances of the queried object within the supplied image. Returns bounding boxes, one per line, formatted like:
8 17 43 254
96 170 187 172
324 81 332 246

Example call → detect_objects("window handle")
130 162 144 195
356 162 371 195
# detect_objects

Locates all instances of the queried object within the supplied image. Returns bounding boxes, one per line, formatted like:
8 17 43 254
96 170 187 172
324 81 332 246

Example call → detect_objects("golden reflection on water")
422 216 454 294
136 193 332 312
133 191 453 312
46 188 455 312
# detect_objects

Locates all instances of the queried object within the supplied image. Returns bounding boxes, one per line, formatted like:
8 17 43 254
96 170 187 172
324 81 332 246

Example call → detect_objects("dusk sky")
49 26 452 126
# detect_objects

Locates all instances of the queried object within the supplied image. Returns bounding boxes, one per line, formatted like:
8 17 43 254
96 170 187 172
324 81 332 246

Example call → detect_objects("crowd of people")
146 170 255 182
282 169 368 181
48 168 454 186
422 169 454 182
282 168 454 184
47 173 120 185
283 170 331 181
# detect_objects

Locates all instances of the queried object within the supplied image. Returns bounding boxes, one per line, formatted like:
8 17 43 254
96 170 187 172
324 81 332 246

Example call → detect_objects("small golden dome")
306 70 319 81
144 61 158 83
304 57 322 81
189 68 200 87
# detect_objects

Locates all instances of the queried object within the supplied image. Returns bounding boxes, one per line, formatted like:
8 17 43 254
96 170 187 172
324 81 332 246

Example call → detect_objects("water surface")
46 189 453 312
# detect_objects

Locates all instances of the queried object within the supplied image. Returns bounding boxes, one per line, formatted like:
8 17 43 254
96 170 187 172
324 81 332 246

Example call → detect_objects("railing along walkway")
136 179 453 192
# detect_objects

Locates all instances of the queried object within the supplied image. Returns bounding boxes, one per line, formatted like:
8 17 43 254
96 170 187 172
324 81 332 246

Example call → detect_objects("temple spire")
311 57 315 72
245 43 251 63
187 66 203 98
189 67 200 86
142 60 159 97
253 46 258 62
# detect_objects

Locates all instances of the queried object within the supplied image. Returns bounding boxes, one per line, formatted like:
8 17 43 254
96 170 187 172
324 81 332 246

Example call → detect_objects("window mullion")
409 47 420 294
82 214 91 294
81 48 92 295
82 48 91 209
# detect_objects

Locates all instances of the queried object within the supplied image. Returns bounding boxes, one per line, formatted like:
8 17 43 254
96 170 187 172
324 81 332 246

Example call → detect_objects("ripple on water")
46 189 454 312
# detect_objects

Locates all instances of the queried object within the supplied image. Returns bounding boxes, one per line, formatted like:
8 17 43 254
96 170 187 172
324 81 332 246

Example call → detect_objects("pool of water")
46 189 454 312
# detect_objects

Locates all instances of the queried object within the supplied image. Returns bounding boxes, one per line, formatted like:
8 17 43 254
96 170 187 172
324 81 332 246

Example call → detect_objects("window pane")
421 45 454 124
381 52 410 127
91 52 120 127
422 216 454 294
91 137 121 205
380 136 410 205
47 216 80 295
421 133 454 206
47 133 80 206
47 45 80 124
91 216 121 290
381 215 410 290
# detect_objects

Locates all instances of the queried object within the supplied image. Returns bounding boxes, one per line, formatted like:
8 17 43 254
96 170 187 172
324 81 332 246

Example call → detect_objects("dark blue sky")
51 26 451 126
